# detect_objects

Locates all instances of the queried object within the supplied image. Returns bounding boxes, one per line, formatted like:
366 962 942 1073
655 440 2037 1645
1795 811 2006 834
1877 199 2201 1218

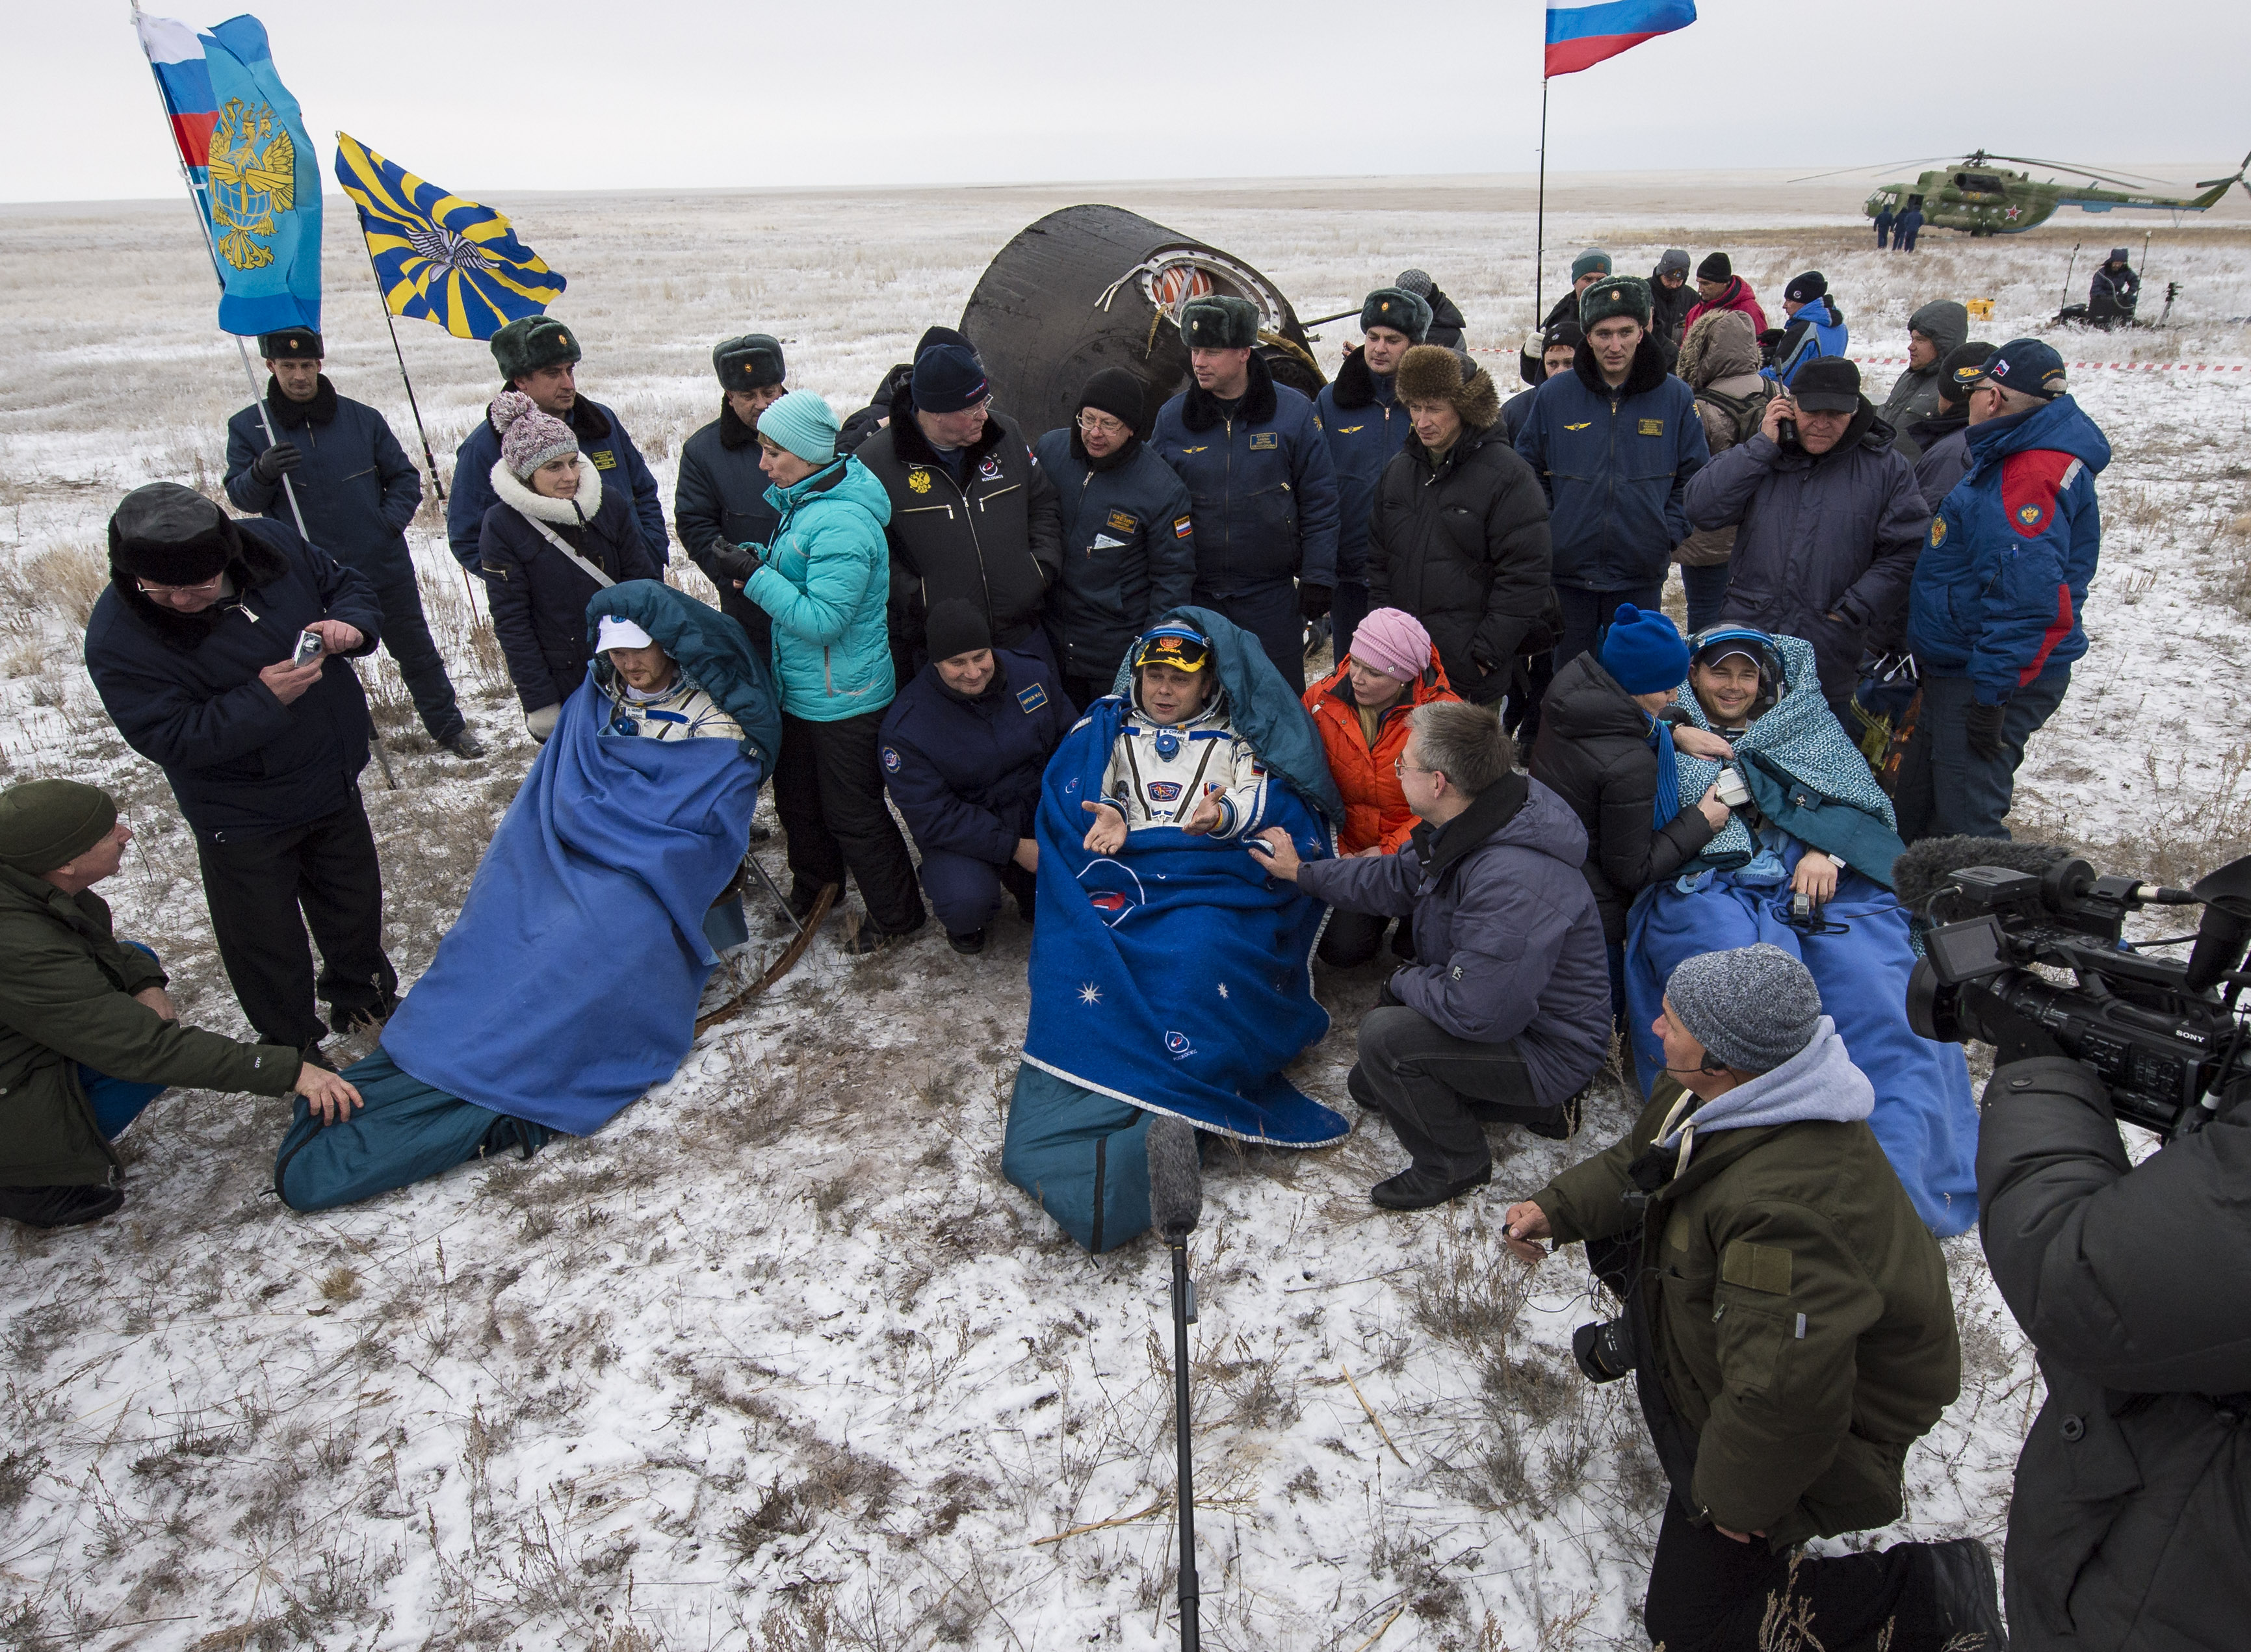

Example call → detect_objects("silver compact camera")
290 628 324 668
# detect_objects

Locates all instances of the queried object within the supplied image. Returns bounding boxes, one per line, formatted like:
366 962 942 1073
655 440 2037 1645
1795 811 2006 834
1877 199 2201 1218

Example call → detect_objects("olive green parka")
0 864 297 1186
1532 1069 1959 1549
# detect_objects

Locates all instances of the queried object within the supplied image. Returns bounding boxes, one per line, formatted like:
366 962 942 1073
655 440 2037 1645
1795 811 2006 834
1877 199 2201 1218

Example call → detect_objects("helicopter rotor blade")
1788 157 1958 184
1977 154 2185 190
2193 150 2251 188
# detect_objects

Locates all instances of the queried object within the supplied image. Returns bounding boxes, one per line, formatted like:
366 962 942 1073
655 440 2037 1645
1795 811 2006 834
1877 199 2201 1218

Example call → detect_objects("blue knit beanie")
1598 604 1690 694
758 389 839 466
911 338 989 415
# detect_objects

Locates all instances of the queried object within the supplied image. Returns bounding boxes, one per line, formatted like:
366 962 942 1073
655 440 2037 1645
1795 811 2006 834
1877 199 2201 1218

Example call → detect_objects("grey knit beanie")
1665 944 1822 1074
493 390 578 480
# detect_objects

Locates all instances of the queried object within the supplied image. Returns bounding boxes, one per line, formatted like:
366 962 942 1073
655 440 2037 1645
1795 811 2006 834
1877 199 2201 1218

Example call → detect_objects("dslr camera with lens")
1906 851 2251 1136
1571 1315 1635 1384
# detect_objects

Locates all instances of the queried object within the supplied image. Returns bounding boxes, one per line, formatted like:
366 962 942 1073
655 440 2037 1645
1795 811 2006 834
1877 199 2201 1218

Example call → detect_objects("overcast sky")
12 1 2249 202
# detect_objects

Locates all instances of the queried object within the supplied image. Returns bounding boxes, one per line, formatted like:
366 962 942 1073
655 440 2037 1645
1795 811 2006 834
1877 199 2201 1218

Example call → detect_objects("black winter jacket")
478 461 660 712
1978 1057 2251 1650
1685 398 1930 702
1528 652 1717 942
1423 283 1468 351
674 400 782 651
224 377 421 581
1367 421 1555 706
1032 428 1197 686
854 385 1062 657
85 517 383 840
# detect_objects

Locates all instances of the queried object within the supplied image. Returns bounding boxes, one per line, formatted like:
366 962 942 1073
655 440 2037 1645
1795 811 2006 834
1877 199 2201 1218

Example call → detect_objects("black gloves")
251 441 302 484
1299 583 1333 621
707 541 764 582
1965 699 2008 760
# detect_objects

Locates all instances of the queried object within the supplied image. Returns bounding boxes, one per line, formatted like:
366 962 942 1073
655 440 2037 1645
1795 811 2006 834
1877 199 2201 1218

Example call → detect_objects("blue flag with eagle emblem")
334 133 567 339
143 14 322 336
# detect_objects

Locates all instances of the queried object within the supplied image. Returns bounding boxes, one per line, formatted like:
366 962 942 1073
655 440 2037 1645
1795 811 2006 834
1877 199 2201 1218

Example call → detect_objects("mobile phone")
291 628 324 668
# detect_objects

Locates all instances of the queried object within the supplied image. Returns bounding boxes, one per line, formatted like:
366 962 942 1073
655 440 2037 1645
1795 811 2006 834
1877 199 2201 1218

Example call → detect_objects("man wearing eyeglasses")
1031 369 1197 710
84 484 397 1068
852 326 1063 678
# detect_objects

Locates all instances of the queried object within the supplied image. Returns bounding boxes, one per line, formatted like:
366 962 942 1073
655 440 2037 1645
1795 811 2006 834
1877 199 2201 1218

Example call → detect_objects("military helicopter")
1796 151 2251 236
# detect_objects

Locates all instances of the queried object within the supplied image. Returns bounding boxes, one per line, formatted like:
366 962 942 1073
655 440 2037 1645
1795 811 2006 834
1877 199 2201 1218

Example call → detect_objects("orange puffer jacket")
1304 649 1459 855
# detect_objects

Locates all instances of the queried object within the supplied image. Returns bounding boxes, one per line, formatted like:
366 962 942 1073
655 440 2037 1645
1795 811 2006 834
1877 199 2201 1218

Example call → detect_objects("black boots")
1370 1162 1491 1211
0 1184 124 1230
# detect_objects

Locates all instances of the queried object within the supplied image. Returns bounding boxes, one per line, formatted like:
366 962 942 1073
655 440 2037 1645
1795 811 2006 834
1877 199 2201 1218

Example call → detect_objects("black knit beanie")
1697 252 1732 282
924 599 992 665
1078 368 1145 430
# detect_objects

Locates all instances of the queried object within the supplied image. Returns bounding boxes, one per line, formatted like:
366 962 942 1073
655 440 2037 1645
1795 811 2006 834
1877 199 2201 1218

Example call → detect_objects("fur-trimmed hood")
1678 310 1762 391
1572 333 1671 400
1177 350 1279 434
1327 346 1396 413
489 454 606 526
1394 345 1501 432
105 515 293 649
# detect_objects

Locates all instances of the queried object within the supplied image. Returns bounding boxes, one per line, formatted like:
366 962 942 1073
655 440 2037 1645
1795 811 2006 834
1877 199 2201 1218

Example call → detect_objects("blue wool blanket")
1019 693 1346 1146
383 675 761 1134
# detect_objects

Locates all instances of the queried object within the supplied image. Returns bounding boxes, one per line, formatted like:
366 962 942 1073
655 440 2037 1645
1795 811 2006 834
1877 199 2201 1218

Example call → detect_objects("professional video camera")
1904 847 2251 1137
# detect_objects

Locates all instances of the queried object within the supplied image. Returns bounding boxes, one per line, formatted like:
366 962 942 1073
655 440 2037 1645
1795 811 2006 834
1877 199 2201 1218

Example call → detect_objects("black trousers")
1643 1497 1940 1652
773 709 924 935
1347 1005 1547 1181
1196 579 1303 693
194 791 397 1050
1317 909 1415 968
367 563 464 742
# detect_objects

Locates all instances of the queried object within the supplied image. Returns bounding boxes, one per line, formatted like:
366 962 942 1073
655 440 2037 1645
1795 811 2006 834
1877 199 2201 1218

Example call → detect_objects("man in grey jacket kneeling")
1251 701 1612 1209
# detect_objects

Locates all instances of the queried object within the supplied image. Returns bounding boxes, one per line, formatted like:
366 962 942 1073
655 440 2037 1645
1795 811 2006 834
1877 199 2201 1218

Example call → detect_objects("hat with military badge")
1956 337 2067 401
1178 296 1260 351
1359 286 1432 344
1578 274 1654 332
713 333 786 393
258 327 322 361
491 316 582 385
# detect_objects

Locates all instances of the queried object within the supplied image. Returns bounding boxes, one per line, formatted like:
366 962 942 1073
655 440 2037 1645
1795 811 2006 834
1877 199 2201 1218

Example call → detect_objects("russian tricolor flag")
1545 0 1698 77
137 13 218 174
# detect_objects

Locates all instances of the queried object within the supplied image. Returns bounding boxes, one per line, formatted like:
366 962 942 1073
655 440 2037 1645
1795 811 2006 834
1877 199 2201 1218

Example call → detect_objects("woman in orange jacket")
1302 607 1461 964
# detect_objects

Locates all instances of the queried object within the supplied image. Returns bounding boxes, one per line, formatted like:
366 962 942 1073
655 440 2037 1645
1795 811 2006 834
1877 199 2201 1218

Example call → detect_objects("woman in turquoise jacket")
742 391 926 949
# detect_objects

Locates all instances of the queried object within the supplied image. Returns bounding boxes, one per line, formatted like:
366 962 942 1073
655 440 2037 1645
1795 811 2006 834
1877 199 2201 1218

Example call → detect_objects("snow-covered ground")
1 182 2246 1650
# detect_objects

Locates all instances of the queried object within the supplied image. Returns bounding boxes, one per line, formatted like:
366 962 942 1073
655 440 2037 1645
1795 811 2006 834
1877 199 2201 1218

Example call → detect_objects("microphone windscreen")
1892 836 2070 914
1145 1113 1203 1242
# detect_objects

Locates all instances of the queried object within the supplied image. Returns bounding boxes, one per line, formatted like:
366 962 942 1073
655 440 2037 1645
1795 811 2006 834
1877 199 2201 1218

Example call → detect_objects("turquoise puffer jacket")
745 456 896 723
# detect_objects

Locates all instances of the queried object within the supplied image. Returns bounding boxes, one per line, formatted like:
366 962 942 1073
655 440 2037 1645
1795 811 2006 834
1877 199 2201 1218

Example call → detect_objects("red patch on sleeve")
2000 449 2079 539
2020 584 2075 686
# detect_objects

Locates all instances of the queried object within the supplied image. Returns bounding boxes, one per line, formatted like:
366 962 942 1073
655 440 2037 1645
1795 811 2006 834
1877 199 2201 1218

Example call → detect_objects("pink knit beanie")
493 390 578 480
1349 608 1431 683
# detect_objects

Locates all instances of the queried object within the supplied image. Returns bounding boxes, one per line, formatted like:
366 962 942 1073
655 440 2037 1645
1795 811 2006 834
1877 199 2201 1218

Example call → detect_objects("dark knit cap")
1598 604 1690 694
1541 318 1585 354
0 779 117 875
1789 356 1862 413
713 333 786 393
107 482 239 587
1360 287 1432 344
1783 270 1827 303
1570 248 1612 283
1654 248 1691 279
1179 296 1260 350
924 599 991 665
258 327 322 360
1938 341 1996 406
911 336 988 415
1579 276 1654 332
1697 252 1732 282
1077 368 1145 430
1666 943 1823 1074
492 316 582 385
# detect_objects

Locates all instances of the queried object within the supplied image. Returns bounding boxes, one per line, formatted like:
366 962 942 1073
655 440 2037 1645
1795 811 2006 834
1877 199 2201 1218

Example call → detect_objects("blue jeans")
1919 667 2069 839
1677 561 1732 636
79 941 169 1140
1555 583 1665 672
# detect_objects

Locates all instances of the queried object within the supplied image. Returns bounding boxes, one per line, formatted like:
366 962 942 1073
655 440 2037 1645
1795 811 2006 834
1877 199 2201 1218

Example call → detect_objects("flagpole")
1533 75 1550 339
338 135 447 508
129 6 398 790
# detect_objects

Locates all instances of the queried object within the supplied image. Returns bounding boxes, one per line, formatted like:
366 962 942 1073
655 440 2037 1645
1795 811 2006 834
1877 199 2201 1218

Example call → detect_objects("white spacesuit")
1093 695 1270 839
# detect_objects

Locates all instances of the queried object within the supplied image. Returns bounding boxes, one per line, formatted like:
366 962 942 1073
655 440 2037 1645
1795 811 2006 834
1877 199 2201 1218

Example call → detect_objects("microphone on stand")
1146 1113 1203 1651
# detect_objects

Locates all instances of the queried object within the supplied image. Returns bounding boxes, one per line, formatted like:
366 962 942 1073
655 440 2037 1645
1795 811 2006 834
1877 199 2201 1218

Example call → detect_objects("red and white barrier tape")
1463 345 2247 373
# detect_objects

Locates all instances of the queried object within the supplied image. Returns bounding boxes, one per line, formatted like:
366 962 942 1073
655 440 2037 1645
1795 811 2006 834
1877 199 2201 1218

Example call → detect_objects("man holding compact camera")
1502 943 2005 1651
85 484 397 1065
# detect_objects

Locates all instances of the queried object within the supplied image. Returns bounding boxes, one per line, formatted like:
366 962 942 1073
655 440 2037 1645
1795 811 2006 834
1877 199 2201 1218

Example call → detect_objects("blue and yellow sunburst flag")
333 132 567 340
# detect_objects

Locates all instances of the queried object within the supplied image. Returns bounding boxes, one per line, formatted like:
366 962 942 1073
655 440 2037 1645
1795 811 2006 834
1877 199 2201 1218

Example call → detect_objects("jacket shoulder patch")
1999 449 2081 539
1173 515 1193 539
1720 1240 1792 1295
